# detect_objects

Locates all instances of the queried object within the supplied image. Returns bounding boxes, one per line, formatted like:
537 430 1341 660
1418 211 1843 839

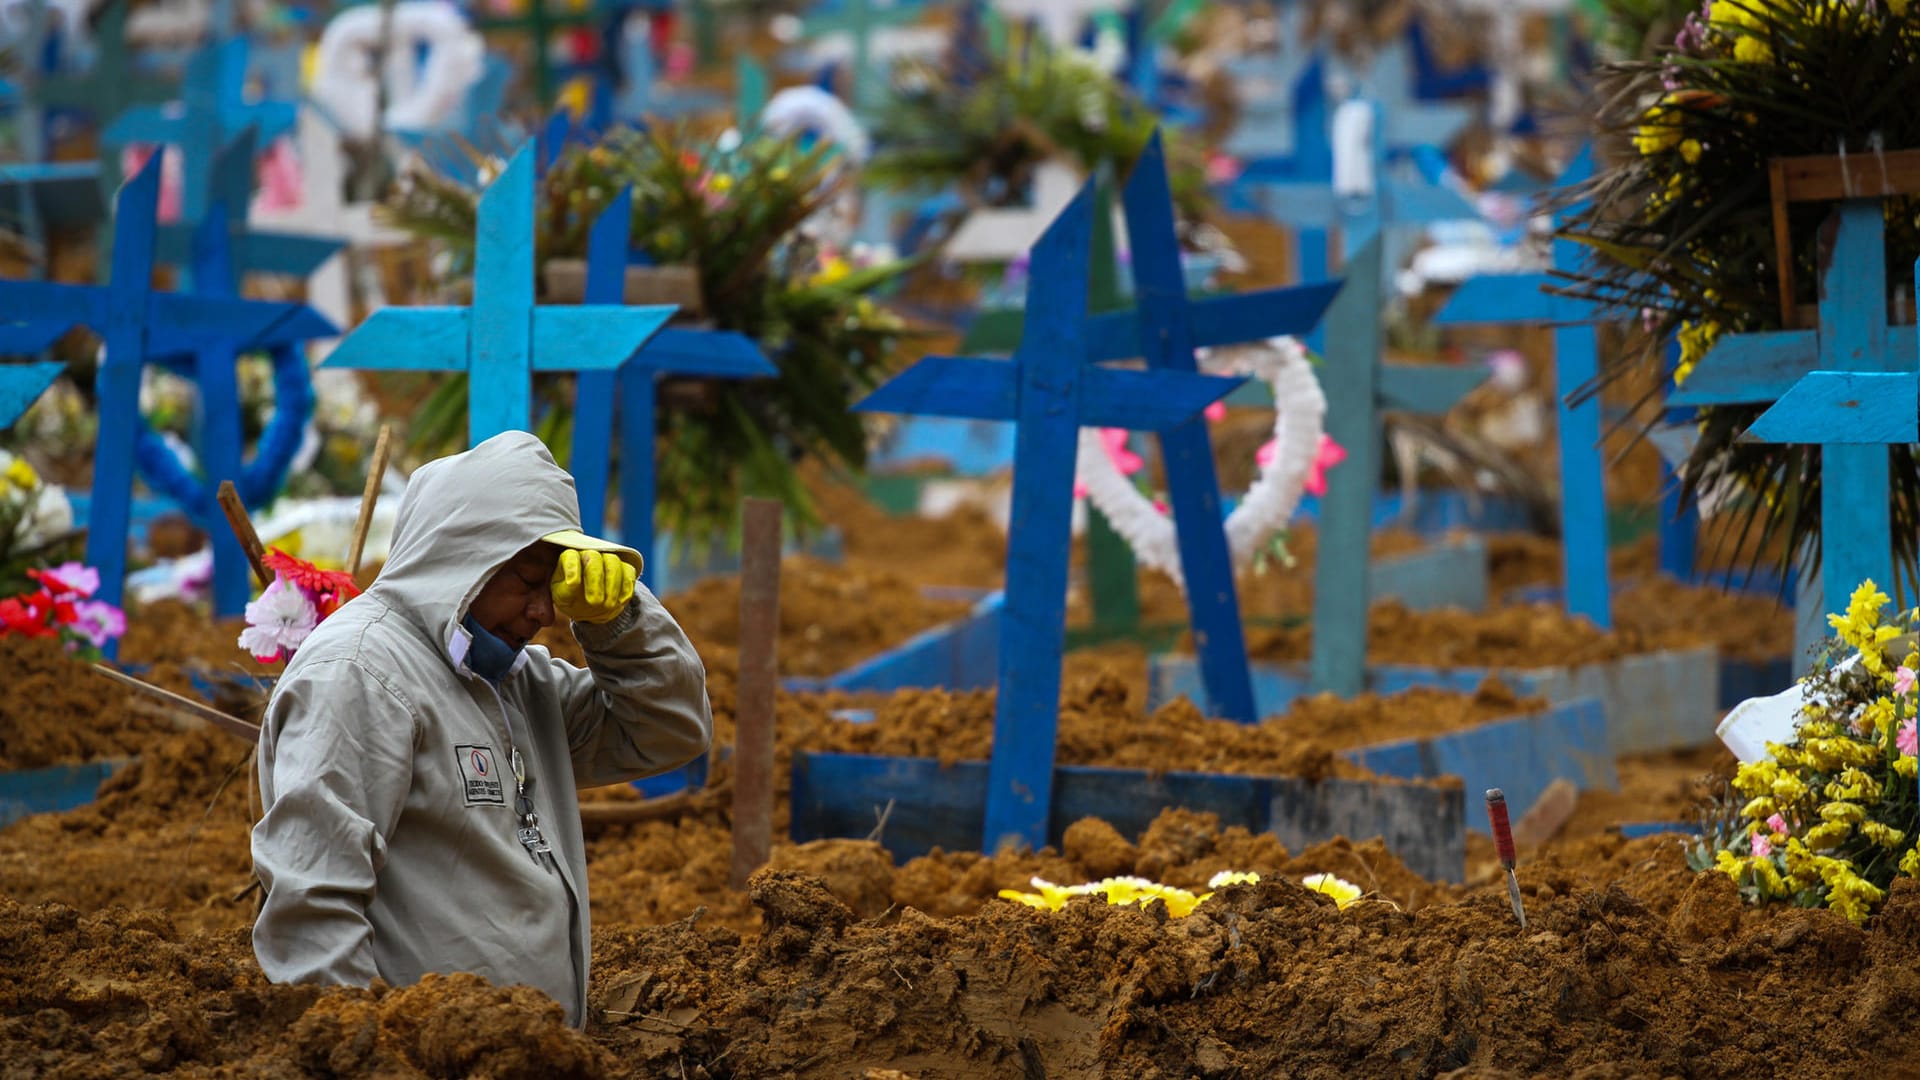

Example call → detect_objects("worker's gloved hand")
551 549 636 624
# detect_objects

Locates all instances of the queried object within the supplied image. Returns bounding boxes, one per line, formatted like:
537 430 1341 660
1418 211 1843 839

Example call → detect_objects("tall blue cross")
854 179 1248 853
0 156 330 629
1106 130 1340 722
1309 227 1490 696
101 37 298 227
1432 147 1617 626
1680 201 1916 638
567 186 774 589
150 129 342 616
1219 4 1319 174
321 143 679 446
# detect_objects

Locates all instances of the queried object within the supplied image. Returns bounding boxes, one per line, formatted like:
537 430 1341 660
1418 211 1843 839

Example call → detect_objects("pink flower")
46 562 99 599
67 600 126 649
237 577 319 663
1304 434 1347 497
252 138 304 213
1766 813 1790 837
1073 480 1088 499
1206 153 1243 185
1896 666 1916 697
1899 718 1918 759
1099 429 1144 477
1204 402 1227 424
1153 499 1170 515
1750 832 1772 858
1255 438 1278 470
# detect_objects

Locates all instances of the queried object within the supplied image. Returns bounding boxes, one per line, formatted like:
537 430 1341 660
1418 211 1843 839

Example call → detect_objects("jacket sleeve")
251 658 417 988
555 582 713 789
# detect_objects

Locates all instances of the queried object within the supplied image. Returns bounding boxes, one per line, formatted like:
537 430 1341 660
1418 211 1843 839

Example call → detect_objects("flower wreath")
310 0 485 142
1075 336 1326 590
132 340 315 521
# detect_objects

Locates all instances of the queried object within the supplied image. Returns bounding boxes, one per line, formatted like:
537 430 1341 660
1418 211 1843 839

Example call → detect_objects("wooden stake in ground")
215 479 272 588
729 497 783 890
347 423 393 579
90 663 263 742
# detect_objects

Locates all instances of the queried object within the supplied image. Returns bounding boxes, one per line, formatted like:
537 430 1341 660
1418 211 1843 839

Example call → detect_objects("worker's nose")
527 587 555 629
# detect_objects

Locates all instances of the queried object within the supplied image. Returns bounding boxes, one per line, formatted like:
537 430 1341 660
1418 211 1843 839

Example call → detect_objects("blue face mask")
460 614 523 684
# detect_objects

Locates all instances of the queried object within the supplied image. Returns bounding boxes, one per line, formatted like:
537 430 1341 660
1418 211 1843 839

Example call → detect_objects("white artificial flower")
237 576 319 661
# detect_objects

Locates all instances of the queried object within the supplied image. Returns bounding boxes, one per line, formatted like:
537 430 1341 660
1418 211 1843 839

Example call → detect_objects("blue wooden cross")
0 156 330 630
321 143 679 446
598 12 725 126
1680 201 1916 638
567 186 774 588
150 128 342 616
1432 147 1617 626
1219 3 1319 175
1309 230 1490 697
1109 130 1340 722
102 37 298 227
853 179 1248 853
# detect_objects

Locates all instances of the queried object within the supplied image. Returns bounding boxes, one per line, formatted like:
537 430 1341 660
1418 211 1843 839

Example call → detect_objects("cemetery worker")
250 430 712 1027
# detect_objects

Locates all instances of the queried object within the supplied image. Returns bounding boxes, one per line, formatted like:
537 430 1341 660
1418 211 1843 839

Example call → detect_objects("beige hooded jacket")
250 431 712 1025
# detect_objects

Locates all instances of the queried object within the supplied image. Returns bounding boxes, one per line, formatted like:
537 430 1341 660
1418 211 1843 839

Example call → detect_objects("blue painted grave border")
0 759 127 827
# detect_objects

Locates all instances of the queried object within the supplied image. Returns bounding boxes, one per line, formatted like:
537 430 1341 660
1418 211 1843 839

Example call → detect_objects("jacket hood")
368 431 586 658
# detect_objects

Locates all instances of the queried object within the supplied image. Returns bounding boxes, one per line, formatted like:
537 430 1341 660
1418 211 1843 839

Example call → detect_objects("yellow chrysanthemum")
1772 772 1810 804
1819 801 1866 825
1731 35 1772 64
1301 874 1363 909
1861 822 1906 849
1634 97 1687 157
1673 320 1723 387
1740 796 1777 820
1679 139 1704 164
1804 820 1852 849
1902 847 1920 877
1896 756 1918 780
810 256 852 287
1733 759 1780 796
2 456 37 491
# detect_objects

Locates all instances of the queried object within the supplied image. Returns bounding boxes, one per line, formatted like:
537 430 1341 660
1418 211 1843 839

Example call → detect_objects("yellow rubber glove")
550 549 637 624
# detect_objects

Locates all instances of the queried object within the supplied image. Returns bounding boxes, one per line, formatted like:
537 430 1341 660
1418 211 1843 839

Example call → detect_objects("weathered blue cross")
321 142 679 446
0 156 331 635
1680 199 1916 645
150 128 343 616
1102 130 1340 722
567 185 774 589
102 36 298 228
1432 147 1617 626
1308 213 1490 696
854 178 1248 853
0 360 63 427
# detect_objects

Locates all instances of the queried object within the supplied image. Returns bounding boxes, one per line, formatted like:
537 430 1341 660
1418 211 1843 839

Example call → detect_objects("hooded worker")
250 431 712 1026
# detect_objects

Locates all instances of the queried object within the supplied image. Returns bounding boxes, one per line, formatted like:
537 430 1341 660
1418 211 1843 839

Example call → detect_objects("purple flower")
68 599 126 649
49 562 100 599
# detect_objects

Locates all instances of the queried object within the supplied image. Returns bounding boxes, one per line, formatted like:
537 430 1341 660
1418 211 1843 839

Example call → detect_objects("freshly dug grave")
805 467 1010 591
118 598 275 675
539 556 975 678
1243 597 1710 668
1066 523 1432 629
803 670 1537 780
0 636 201 770
1486 533 1795 663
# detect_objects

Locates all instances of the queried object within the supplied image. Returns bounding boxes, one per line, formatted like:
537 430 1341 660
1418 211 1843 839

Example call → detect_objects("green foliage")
1556 1 1920 598
377 125 918 544
867 32 1211 221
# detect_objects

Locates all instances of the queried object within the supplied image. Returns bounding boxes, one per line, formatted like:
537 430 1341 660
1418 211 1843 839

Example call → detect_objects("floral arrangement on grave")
1695 580 1920 924
379 125 914 541
868 31 1212 225
999 870 1365 916
0 561 127 656
0 448 78 595
1587 0 1715 61
237 549 362 663
1074 337 1348 586
1558 0 1920 586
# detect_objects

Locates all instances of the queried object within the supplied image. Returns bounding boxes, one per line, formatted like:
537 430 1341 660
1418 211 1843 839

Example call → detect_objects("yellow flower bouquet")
1697 580 1920 923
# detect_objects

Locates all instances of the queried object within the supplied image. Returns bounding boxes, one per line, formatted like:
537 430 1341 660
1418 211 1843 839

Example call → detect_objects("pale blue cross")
0 360 62 427
853 178 1247 853
568 186 774 590
1433 147 1618 626
102 37 298 226
0 155 331 630
321 143 679 446
1680 200 1917 643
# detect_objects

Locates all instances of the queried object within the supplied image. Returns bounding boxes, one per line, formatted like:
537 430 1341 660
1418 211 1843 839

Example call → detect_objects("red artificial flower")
0 594 55 637
26 567 77 598
263 549 362 609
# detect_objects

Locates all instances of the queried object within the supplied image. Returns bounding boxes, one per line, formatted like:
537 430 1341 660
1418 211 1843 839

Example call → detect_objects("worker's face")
469 541 560 651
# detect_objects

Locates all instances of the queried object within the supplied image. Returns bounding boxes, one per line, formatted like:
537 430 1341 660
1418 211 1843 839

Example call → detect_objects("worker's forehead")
507 541 562 569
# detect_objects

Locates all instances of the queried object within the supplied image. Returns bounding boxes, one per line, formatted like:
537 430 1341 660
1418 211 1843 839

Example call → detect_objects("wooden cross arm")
0 281 105 329
324 306 680 373
853 356 1016 419
1382 177 1480 226
1250 182 1338 228
1379 363 1489 414
147 296 336 355
1431 273 1599 326
853 354 1244 429
1381 108 1474 155
322 308 468 372
1079 367 1248 430
0 361 63 428
1742 371 1920 445
1083 281 1344 362
637 329 778 379
154 226 346 279
0 163 106 229
37 74 173 112
533 307 678 370
1665 329 1822 408
0 320 82 354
